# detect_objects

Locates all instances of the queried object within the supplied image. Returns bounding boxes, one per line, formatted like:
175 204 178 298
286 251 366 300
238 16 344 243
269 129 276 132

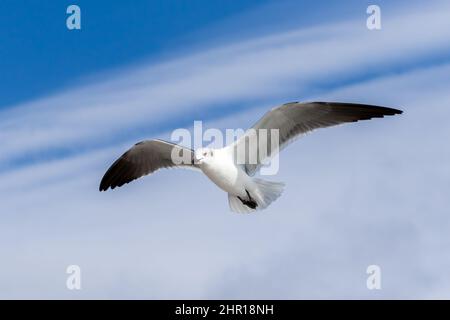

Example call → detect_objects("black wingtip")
315 102 403 117
384 107 403 116
98 182 107 192
99 175 113 192
377 106 403 116
377 105 403 115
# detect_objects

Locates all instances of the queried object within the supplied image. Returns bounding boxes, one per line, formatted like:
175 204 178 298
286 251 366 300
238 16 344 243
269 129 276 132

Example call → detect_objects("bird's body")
99 101 402 213
195 147 273 212
198 148 246 196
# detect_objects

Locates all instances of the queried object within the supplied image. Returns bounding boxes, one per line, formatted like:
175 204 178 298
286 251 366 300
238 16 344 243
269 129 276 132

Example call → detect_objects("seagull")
99 102 402 213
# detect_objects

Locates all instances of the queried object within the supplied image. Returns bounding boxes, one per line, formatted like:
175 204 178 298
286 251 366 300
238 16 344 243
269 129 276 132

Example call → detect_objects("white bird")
99 102 402 213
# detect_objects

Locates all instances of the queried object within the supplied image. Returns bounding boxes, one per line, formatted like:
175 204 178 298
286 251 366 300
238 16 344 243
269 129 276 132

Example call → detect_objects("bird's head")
194 148 214 164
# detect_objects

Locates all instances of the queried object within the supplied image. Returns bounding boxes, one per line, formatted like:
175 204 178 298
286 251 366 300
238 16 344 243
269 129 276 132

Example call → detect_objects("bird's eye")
210 151 214 156
203 152 207 156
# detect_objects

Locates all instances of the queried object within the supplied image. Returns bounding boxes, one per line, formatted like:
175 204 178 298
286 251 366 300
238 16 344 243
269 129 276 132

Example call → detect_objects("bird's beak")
195 157 204 164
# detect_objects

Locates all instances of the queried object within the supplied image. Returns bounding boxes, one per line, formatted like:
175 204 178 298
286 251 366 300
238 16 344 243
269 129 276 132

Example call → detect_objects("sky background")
0 0 449 299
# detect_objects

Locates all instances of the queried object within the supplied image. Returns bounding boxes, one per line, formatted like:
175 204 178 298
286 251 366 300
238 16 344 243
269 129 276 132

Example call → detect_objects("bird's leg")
245 189 254 202
237 190 258 209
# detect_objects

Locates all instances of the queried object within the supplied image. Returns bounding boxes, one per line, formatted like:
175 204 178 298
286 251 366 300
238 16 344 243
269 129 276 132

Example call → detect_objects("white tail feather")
228 178 285 213
252 178 285 209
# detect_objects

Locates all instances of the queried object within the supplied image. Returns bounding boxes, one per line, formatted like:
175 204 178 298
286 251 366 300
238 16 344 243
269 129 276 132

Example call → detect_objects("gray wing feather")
233 101 403 176
99 139 198 191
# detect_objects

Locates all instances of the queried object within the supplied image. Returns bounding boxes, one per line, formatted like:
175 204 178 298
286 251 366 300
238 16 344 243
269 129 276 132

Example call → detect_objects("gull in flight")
99 102 402 213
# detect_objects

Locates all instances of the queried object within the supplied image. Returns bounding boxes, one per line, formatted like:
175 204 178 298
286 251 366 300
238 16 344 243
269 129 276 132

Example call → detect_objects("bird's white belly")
201 161 247 196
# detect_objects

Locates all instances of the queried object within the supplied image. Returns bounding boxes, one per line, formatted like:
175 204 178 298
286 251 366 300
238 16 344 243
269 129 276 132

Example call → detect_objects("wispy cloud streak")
1 1 450 168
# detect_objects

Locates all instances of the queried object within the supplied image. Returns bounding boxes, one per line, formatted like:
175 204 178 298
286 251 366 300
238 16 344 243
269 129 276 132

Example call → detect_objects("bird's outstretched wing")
230 102 403 176
99 139 198 191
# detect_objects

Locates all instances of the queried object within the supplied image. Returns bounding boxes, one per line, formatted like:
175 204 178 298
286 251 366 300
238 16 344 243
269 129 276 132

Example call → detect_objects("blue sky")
0 0 267 108
1 0 450 299
0 0 392 109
